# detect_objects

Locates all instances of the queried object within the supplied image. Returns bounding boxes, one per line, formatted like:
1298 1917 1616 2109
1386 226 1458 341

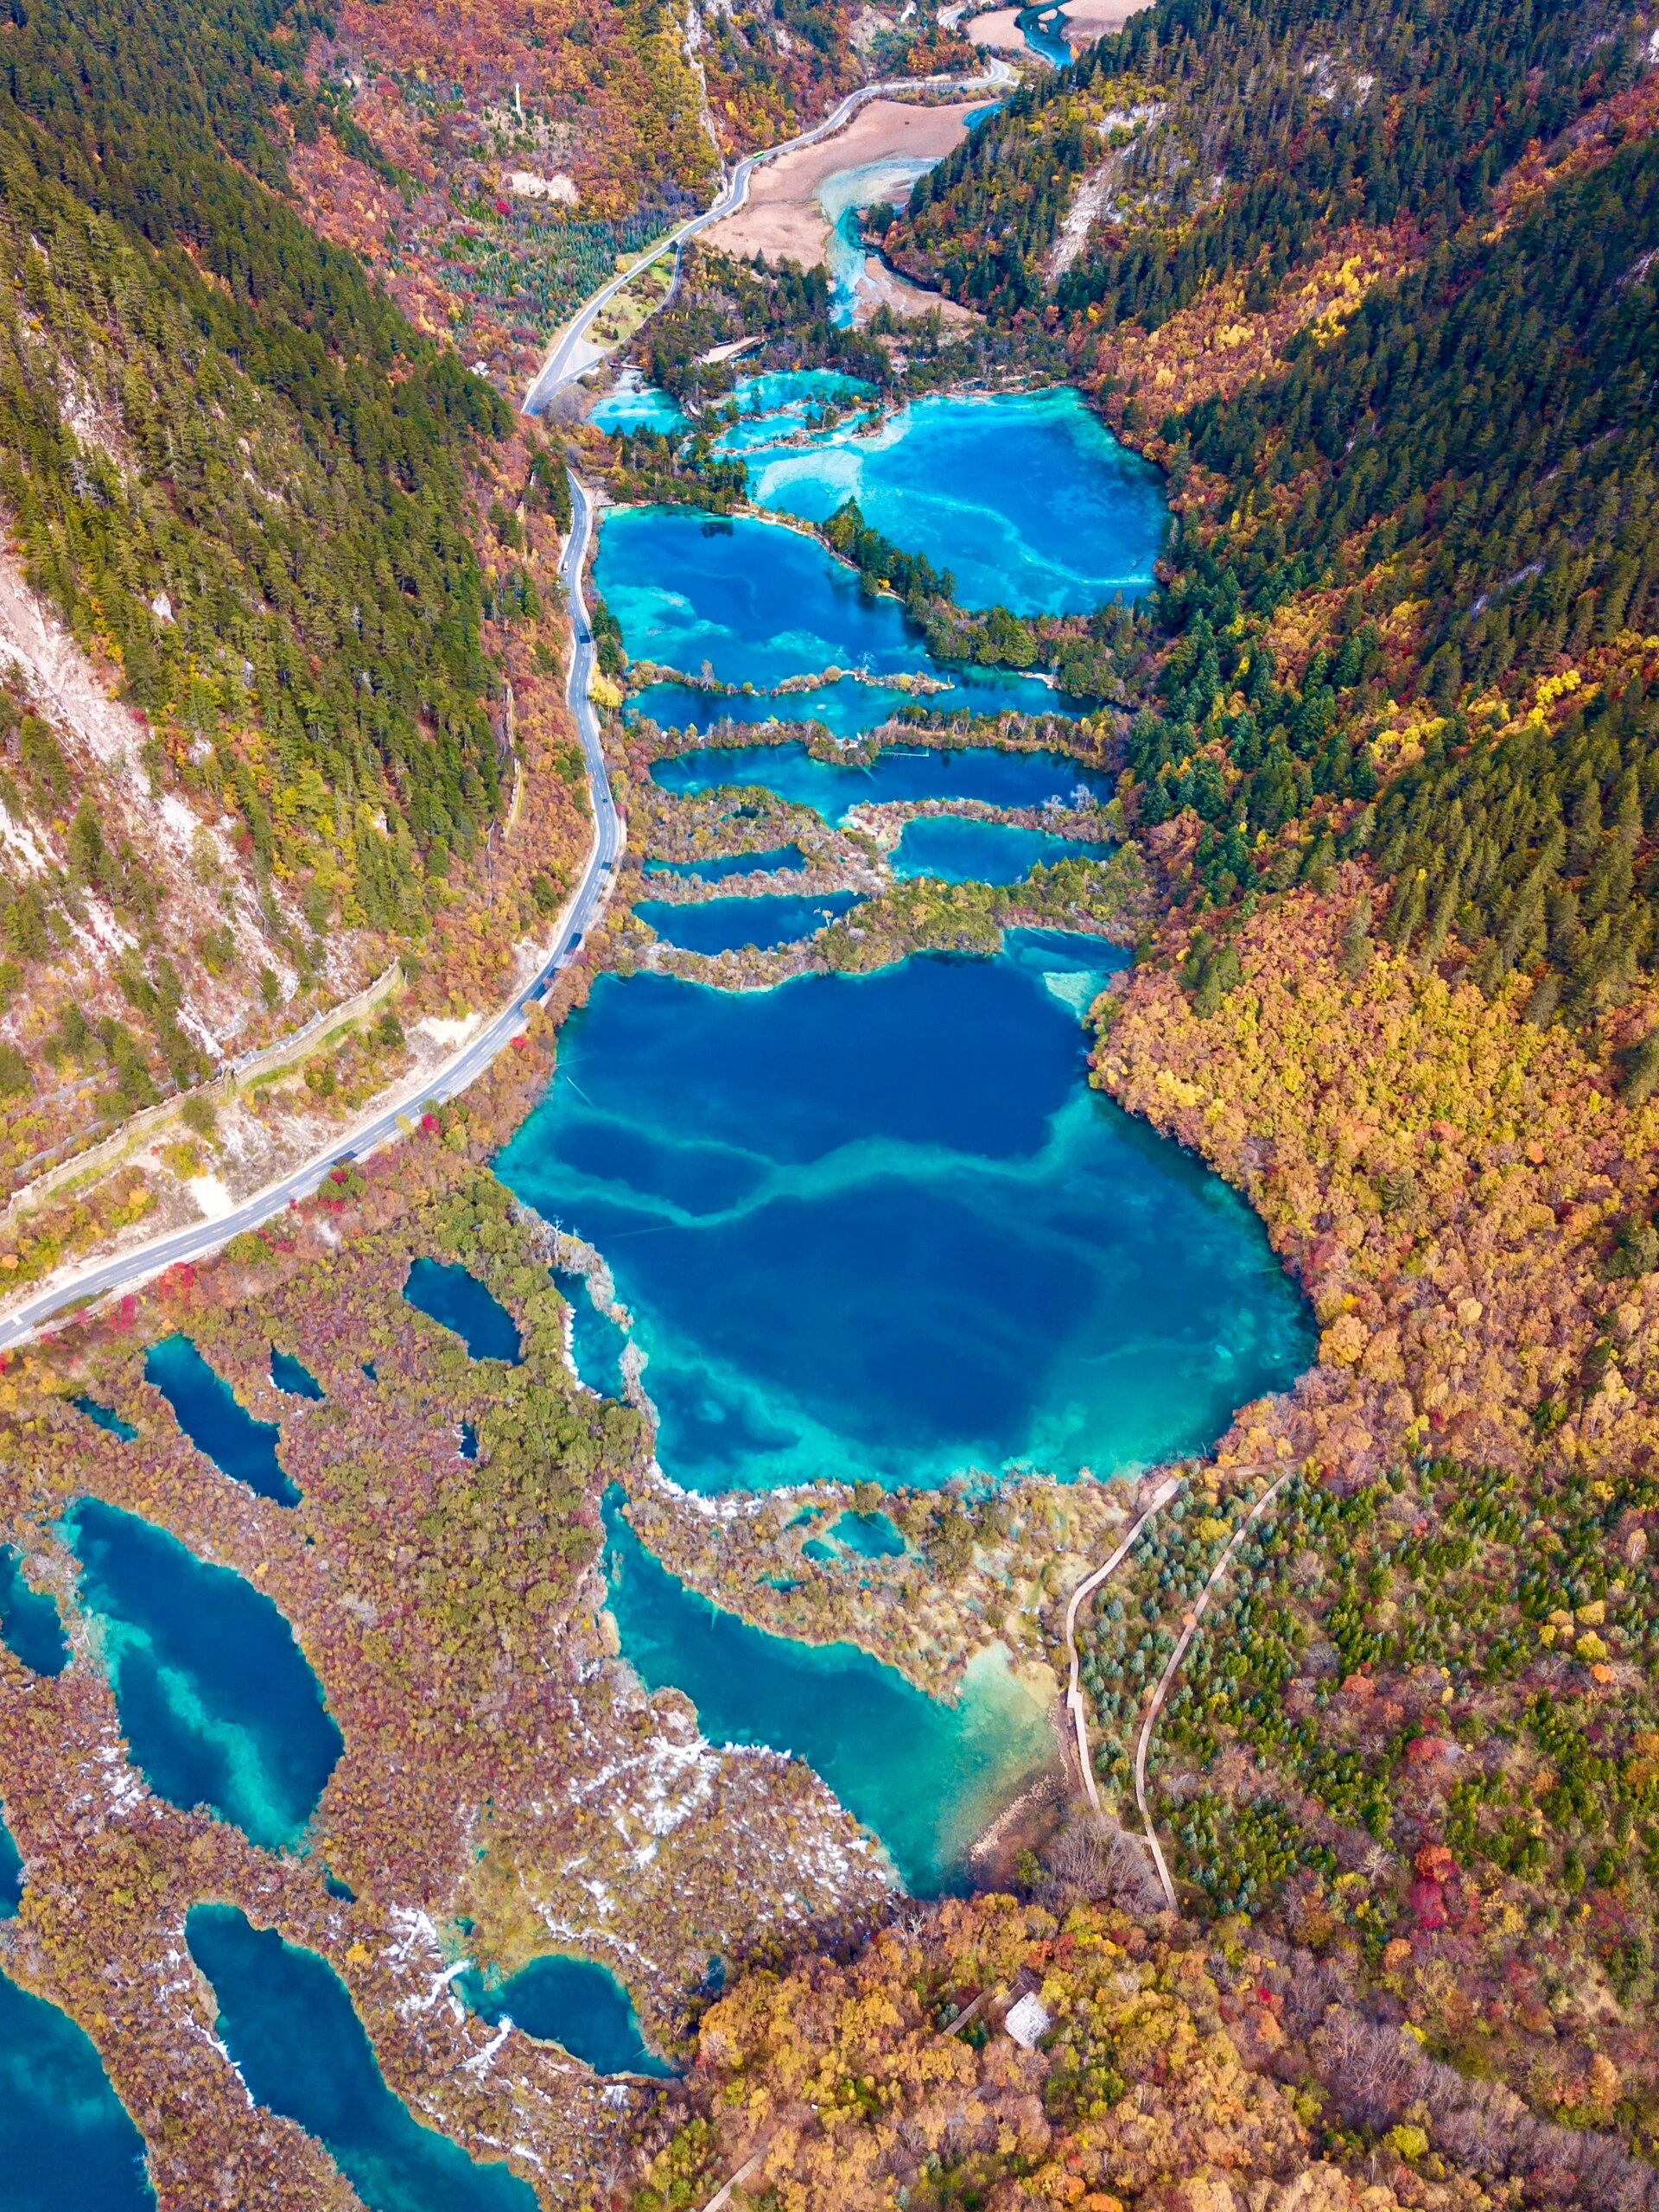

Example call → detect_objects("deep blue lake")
890 817 1109 886
144 1335 296 1505
65 1498 341 1850
605 1498 1052 1895
0 1968 155 2211
650 738 1109 824
637 892 856 955
188 1906 537 2212
497 932 1312 1496
743 387 1166 613
461 1953 673 2078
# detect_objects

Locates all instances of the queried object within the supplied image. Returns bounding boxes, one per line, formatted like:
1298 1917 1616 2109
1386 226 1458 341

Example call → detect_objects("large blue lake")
597 507 1081 737
742 387 1166 613
498 932 1311 1496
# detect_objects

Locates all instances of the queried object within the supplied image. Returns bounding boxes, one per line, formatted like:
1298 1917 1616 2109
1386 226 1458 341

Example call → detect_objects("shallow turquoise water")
552 1270 629 1397
0 1802 22 1912
605 1499 1052 1894
651 739 1109 823
744 388 1166 613
0 1968 155 2210
599 508 1079 737
889 817 1109 886
590 371 686 435
74 1395 137 1441
270 1347 325 1400
713 369 876 448
65 1498 341 1849
1018 3 1071 65
496 935 1313 1495
188 1905 537 2212
404 1259 523 1363
814 164 934 325
461 1955 674 2077
644 844 808 881
0 1545 68 1675
145 1335 296 1506
637 892 856 954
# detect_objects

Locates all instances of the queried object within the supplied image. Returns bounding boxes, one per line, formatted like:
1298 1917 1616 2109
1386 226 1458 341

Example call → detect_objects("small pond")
145 1336 296 1506
643 844 809 882
404 1260 524 1364
460 1954 674 2078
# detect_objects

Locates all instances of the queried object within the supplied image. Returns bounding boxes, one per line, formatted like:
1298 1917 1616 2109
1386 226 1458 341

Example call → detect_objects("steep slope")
0 0 596 1241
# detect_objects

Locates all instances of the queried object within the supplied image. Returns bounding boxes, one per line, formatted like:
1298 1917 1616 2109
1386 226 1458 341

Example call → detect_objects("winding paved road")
0 476 620 1351
0 60 1008 1350
524 57 1014 414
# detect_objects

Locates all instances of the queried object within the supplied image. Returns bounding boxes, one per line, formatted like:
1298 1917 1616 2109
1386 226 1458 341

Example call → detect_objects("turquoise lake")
497 933 1312 1496
713 369 875 448
650 738 1109 823
597 506 1079 734
461 1953 673 2077
188 1905 537 2212
889 817 1110 886
637 892 856 954
145 1334 296 1505
0 1968 155 2211
605 1498 1052 1894
589 369 686 435
742 387 1166 613
65 1498 341 1849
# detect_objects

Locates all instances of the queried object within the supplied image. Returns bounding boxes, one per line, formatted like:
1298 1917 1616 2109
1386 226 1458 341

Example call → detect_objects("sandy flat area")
702 99 982 270
963 8 1026 52
1061 0 1145 44
964 0 1144 52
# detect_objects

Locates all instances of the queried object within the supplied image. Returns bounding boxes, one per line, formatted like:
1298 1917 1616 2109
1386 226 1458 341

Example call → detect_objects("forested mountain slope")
293 0 972 378
0 0 597 1220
